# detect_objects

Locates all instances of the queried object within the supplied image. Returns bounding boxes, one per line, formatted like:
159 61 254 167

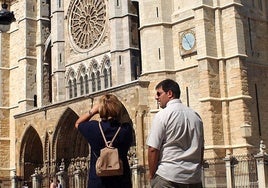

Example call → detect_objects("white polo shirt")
147 99 204 184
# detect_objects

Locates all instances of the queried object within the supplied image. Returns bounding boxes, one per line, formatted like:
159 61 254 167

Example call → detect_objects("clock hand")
185 37 192 48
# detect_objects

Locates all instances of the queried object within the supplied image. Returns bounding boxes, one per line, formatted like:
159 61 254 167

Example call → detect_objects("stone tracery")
69 0 106 51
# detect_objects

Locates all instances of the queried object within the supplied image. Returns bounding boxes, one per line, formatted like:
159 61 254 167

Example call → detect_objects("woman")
75 94 133 188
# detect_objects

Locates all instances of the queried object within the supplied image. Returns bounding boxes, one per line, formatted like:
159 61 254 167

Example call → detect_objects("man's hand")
148 146 160 179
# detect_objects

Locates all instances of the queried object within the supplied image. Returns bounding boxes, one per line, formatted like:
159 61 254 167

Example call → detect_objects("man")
147 79 204 188
22 182 28 188
57 179 62 188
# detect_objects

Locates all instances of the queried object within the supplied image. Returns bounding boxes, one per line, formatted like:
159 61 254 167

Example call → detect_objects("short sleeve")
146 112 165 150
77 120 100 145
78 121 91 139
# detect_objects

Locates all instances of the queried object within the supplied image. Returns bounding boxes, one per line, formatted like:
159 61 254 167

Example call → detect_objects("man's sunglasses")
156 92 165 97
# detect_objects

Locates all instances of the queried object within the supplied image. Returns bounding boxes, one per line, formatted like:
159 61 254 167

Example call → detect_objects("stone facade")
0 0 267 187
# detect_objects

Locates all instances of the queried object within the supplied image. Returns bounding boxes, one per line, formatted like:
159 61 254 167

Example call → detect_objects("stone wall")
0 0 267 186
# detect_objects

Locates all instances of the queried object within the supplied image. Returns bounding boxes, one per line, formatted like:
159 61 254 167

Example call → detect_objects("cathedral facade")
0 0 267 187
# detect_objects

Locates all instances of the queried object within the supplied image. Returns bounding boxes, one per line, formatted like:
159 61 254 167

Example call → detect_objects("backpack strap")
98 121 121 148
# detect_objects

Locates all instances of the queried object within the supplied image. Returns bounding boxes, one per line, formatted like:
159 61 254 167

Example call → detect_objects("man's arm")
148 146 160 179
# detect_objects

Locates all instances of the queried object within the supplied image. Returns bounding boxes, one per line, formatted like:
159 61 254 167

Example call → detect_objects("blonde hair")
99 94 123 121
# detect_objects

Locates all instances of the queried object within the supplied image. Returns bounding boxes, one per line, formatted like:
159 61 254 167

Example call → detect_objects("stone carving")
128 146 137 167
59 158 65 171
259 140 267 155
69 0 106 51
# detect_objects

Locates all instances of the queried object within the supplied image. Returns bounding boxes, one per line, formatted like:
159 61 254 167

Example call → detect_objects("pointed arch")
52 107 89 169
77 64 87 96
65 67 76 84
100 55 112 88
20 126 43 183
66 68 77 99
77 64 87 79
88 59 99 93
89 59 98 71
100 55 110 72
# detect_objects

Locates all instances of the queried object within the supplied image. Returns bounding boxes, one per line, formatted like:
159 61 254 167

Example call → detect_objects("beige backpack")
95 122 123 176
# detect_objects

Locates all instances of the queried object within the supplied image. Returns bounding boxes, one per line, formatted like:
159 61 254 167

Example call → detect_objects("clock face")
181 31 196 51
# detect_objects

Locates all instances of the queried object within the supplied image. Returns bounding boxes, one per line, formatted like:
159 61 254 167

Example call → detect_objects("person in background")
75 94 133 188
22 181 28 188
147 79 204 188
57 179 62 188
49 179 56 188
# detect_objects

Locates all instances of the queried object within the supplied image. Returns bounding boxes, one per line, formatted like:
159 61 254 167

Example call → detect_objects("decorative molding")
0 65 18 70
205 143 254 150
200 95 252 102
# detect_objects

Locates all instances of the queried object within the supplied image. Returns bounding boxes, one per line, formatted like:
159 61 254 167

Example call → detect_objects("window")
91 73 96 92
103 59 112 88
68 80 73 98
85 74 89 94
109 68 112 87
73 78 77 97
104 69 108 88
34 95 37 107
80 76 84 95
97 71 101 90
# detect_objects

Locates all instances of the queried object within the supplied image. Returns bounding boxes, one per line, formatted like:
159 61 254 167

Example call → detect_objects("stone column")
136 110 145 166
224 154 238 188
31 168 42 188
254 140 268 188
11 169 18 188
56 159 67 188
73 166 82 188
50 0 65 102
131 158 139 188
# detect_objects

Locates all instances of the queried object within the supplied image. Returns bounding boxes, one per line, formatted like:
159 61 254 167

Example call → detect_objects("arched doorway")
20 126 43 187
53 107 89 168
51 107 89 187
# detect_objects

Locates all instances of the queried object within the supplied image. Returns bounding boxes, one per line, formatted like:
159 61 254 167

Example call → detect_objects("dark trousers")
151 174 203 188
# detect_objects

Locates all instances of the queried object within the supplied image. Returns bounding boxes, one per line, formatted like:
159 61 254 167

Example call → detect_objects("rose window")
69 0 106 52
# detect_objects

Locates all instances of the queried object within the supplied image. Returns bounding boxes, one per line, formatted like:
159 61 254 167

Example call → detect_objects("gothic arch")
51 107 89 170
89 59 99 73
77 64 87 79
66 68 77 98
100 56 112 88
100 55 111 73
19 126 43 184
77 64 88 95
65 67 76 85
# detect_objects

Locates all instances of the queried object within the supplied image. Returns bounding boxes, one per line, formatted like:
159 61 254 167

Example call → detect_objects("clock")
180 30 196 55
